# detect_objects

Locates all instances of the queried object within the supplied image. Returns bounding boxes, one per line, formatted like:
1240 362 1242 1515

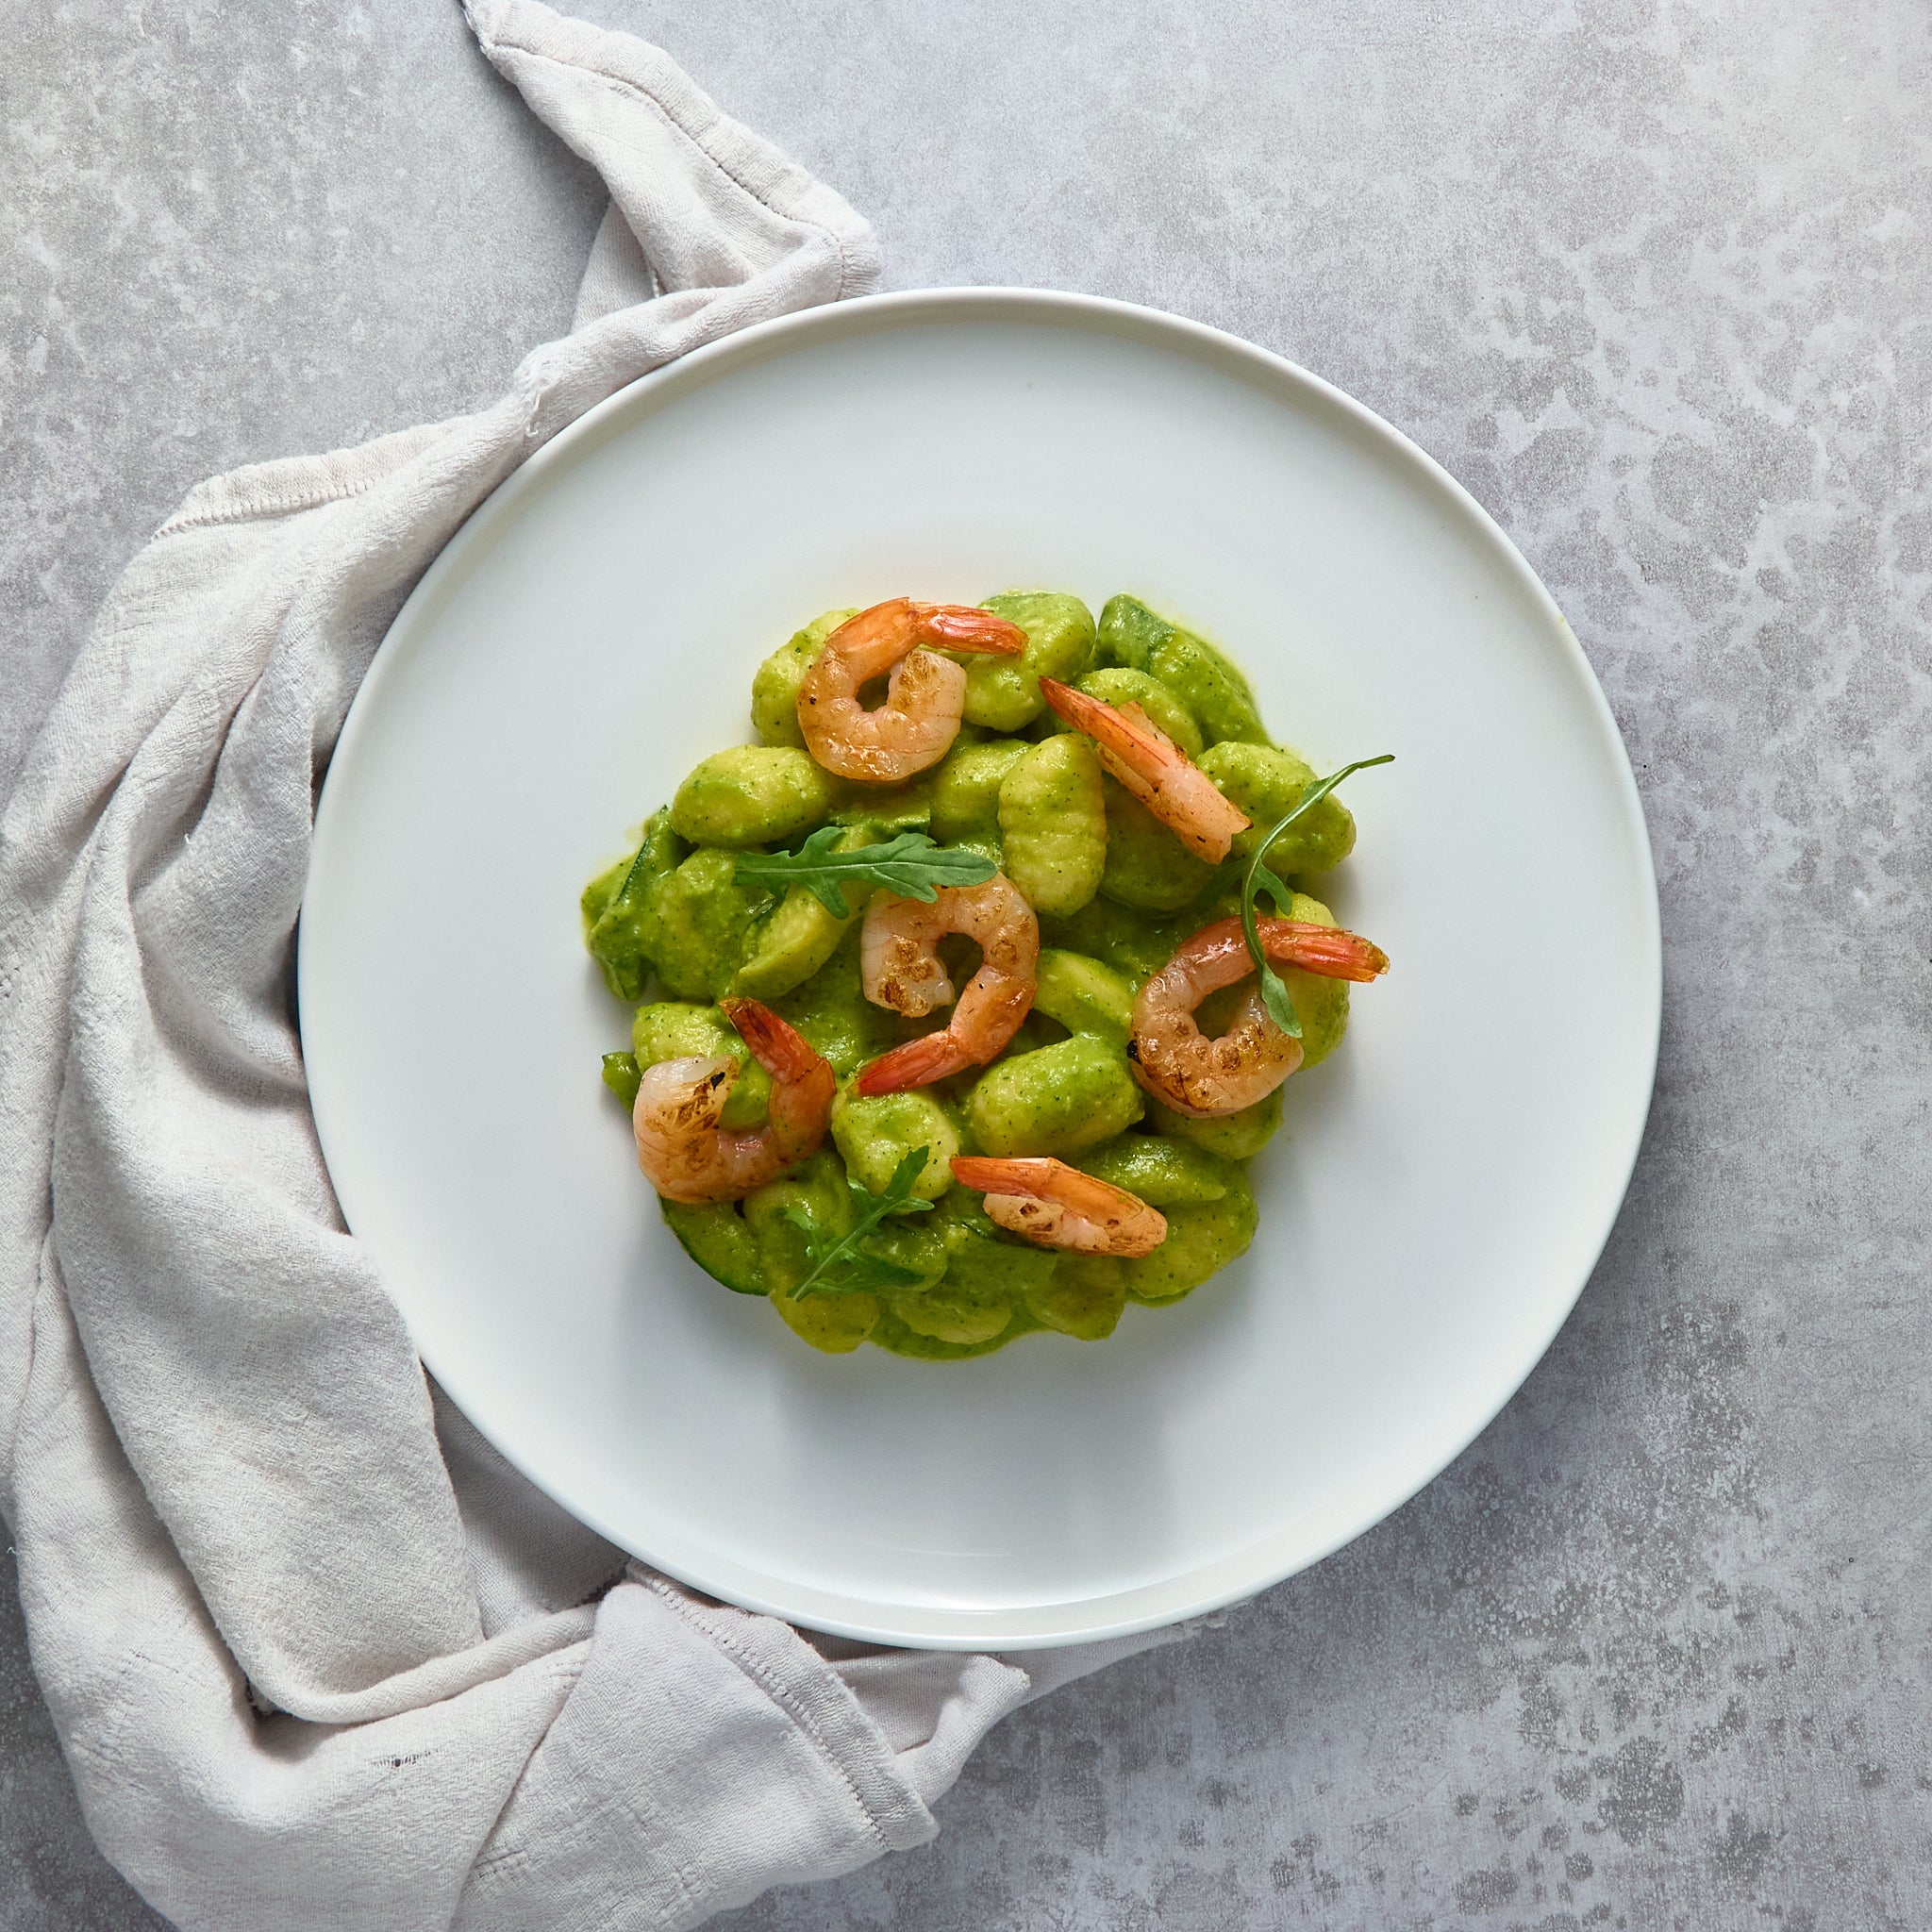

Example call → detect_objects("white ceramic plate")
302 290 1658 1649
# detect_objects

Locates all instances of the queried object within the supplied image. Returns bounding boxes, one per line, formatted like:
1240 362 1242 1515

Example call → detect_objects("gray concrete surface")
4 0 1927 1925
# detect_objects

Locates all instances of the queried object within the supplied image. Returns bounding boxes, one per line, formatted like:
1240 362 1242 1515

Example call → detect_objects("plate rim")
304 285 1662 1649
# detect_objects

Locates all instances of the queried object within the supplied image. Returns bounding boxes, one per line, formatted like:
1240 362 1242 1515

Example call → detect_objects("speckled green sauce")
582 591 1367 1358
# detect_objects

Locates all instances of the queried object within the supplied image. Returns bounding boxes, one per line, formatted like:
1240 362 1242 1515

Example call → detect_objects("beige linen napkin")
0 5 1177 1925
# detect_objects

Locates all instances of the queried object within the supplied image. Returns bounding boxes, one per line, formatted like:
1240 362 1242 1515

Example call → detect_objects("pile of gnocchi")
583 591 1387 1359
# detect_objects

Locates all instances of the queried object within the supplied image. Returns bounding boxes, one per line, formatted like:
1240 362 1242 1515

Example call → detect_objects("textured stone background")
4 1 1927 1926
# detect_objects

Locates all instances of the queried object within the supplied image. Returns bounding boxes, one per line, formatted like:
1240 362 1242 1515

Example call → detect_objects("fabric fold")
464 0 882 310
0 6 1182 1926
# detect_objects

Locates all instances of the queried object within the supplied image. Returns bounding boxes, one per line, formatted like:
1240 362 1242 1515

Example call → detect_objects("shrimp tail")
948 1156 1058 1195
1257 919 1391 983
1038 676 1141 754
716 996 835 1164
911 603 1027 655
855 1029 976 1095
718 997 826 1079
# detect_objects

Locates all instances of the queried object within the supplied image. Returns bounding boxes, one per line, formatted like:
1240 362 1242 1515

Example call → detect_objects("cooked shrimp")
949 1156 1168 1257
797 597 1026 783
855 874 1040 1093
1129 916 1390 1116
1039 677 1251 862
633 997 836 1203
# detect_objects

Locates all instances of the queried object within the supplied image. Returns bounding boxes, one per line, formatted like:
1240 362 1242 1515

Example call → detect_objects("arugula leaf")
788 1147 936 1297
735 826 998 920
1240 755 1395 1040
1251 864 1296 916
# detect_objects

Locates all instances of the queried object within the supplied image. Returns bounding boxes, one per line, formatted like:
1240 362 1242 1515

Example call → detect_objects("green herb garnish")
1240 756 1395 1037
735 826 997 920
786 1147 936 1296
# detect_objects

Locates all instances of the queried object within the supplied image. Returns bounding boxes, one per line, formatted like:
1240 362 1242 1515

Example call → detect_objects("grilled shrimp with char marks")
1129 916 1389 1116
949 1156 1168 1257
797 597 1025 783
855 874 1039 1093
633 998 836 1202
1040 676 1251 862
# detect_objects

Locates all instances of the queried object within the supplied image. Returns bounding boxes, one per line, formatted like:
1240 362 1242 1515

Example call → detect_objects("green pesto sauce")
583 590 1361 1359
868 1303 1046 1361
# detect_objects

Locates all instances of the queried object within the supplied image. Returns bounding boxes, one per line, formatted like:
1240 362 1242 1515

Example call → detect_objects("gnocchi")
581 591 1384 1358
